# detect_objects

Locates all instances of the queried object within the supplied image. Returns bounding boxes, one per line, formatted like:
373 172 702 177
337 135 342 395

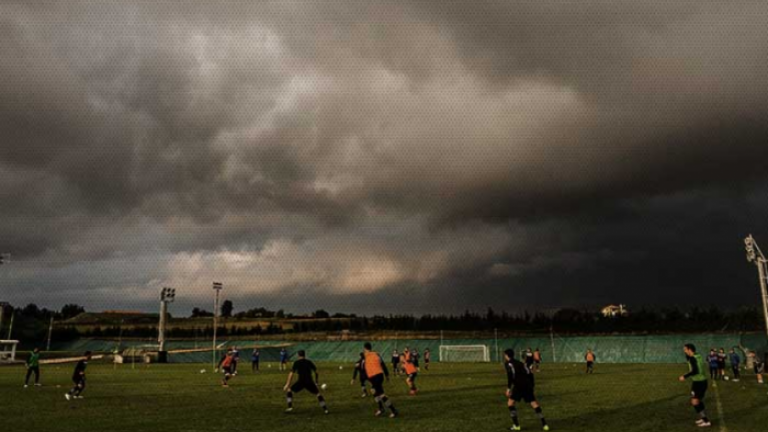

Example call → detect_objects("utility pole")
745 235 768 339
46 316 54 351
212 282 223 369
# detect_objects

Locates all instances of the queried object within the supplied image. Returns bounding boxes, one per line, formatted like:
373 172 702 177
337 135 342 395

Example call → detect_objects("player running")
363 342 398 418
283 350 329 415
252 348 260 373
65 351 92 400
728 348 741 382
24 348 42 388
279 348 289 371
351 352 370 397
403 348 419 395
503 349 549 431
424 348 431 371
217 348 236 387
391 349 400 375
679 343 711 428
585 349 596 374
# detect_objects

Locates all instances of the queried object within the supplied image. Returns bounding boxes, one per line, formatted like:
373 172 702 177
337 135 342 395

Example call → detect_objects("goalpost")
439 344 490 362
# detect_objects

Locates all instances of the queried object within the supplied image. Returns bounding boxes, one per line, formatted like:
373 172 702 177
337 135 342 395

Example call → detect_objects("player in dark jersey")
251 348 260 373
707 349 719 381
391 350 400 375
525 348 535 371
679 343 711 428
728 348 741 382
279 348 289 371
504 349 549 431
364 342 398 418
716 348 727 380
217 348 236 387
351 352 370 397
283 350 329 414
65 351 92 400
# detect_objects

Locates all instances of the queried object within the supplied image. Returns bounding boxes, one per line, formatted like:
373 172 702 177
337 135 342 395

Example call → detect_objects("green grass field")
2 361 767 432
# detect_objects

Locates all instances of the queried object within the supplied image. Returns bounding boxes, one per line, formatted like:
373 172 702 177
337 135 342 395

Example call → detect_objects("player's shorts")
407 372 418 381
586 361 594 368
72 377 86 388
369 373 385 396
755 363 765 374
222 366 233 375
690 381 708 400
291 380 320 395
510 386 536 403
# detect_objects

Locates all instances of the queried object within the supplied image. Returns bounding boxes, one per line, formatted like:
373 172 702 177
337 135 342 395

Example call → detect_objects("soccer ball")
339 366 344 370
200 369 207 374
321 383 328 390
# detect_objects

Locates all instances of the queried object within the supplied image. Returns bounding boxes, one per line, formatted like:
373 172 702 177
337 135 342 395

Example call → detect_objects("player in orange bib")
218 348 236 387
403 349 419 395
585 349 596 374
363 342 399 418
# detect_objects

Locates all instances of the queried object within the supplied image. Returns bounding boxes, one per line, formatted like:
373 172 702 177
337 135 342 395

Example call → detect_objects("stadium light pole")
212 282 223 369
158 287 176 362
744 235 768 340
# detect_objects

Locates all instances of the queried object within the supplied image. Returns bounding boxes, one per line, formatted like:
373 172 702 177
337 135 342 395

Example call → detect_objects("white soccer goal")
439 344 490 362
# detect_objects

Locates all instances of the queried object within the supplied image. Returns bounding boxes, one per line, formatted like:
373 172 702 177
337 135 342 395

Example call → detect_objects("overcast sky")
2 1 768 316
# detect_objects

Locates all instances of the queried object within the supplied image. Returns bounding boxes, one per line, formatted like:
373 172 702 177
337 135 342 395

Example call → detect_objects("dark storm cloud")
1 1 768 311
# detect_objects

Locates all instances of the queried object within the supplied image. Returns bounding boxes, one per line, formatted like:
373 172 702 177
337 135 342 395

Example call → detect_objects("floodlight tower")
158 287 176 362
212 282 223 369
744 235 768 339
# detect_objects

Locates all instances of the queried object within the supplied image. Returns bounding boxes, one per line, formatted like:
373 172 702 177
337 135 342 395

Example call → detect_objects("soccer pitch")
2 362 766 432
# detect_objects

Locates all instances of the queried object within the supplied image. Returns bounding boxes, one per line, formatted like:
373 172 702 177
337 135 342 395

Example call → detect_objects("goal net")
439 345 490 362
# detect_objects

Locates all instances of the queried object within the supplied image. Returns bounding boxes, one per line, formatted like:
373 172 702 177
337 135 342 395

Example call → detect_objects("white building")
601 304 628 318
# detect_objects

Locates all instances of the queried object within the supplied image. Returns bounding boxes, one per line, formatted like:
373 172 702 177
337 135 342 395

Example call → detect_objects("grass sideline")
2 362 767 432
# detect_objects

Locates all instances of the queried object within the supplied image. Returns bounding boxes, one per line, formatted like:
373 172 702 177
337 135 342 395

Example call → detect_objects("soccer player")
403 348 419 395
351 352 369 397
65 351 92 400
424 348 431 371
717 348 727 380
218 348 236 387
533 348 542 372
504 349 549 431
279 348 289 371
728 348 741 382
679 343 711 428
283 350 329 415
749 351 764 384
707 349 719 381
24 348 42 388
585 349 596 374
525 348 535 371
363 342 398 418
251 348 260 373
391 349 400 375
231 346 240 376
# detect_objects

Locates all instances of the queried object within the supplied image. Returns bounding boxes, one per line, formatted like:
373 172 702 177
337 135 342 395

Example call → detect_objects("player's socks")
509 406 520 426
535 406 548 426
381 395 397 414
286 391 294 409
318 395 328 413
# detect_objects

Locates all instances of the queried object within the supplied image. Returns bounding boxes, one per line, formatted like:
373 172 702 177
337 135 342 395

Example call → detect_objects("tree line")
1 301 765 347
